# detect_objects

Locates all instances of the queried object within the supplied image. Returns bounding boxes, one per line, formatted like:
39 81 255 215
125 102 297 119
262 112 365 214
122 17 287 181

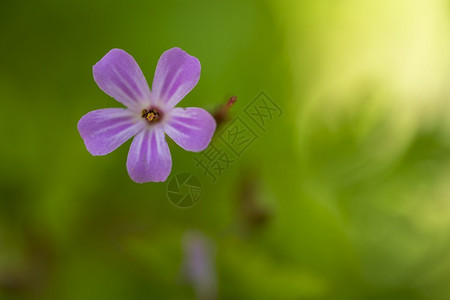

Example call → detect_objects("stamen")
141 108 162 123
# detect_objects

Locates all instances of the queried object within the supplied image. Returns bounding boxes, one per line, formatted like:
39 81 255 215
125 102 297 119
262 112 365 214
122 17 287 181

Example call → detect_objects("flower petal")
151 48 201 109
78 108 145 156
93 49 151 110
165 107 216 152
126 128 172 183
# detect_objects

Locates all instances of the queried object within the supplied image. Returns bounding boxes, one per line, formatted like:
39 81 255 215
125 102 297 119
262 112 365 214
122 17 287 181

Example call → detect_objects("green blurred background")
1 0 450 299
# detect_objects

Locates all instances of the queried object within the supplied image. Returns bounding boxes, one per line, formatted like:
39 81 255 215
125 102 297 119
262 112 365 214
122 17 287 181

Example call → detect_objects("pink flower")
78 48 216 183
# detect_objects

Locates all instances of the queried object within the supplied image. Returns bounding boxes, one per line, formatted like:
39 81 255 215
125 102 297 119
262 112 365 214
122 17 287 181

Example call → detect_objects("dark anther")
141 108 161 123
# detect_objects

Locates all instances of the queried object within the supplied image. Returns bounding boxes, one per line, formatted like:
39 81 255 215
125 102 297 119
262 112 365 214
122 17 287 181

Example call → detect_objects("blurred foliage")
1 0 450 299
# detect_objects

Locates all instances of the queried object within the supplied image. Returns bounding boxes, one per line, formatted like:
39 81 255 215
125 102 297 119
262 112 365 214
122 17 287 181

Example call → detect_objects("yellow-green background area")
1 0 450 299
